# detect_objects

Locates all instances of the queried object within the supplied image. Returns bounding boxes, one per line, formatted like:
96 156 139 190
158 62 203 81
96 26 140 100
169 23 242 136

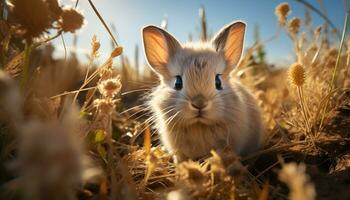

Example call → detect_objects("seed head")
11 0 53 42
110 46 123 58
314 26 322 38
97 76 122 98
178 161 206 184
275 2 290 26
59 8 84 33
47 0 62 22
99 62 114 80
93 98 116 114
289 63 305 87
288 17 301 34
91 35 100 58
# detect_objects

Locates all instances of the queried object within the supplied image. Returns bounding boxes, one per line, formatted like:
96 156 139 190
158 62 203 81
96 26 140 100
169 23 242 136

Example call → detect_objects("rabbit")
141 21 264 162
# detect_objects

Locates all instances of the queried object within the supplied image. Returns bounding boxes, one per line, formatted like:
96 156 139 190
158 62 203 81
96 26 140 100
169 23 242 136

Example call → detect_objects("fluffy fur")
142 21 264 162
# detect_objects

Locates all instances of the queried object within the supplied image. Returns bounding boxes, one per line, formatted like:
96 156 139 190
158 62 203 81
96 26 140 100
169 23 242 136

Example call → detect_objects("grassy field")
0 0 349 200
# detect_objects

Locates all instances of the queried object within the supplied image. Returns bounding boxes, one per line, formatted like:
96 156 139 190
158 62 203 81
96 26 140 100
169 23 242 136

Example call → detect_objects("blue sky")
54 0 348 67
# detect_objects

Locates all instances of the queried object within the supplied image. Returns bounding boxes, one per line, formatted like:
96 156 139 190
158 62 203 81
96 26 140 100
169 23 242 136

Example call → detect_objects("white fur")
143 22 264 162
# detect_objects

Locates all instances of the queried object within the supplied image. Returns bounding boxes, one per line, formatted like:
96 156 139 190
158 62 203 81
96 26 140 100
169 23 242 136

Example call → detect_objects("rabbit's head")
142 21 246 127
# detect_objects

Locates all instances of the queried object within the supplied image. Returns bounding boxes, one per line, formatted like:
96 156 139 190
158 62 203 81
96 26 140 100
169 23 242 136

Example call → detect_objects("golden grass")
0 1 350 200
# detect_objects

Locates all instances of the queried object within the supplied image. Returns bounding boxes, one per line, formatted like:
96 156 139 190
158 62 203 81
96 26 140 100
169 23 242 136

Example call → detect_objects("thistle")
11 0 53 42
275 2 290 26
59 8 84 33
97 76 122 98
289 63 311 134
289 63 305 87
288 17 301 35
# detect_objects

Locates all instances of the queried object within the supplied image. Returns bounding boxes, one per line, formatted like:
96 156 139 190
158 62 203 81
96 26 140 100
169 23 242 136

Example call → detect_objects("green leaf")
97 144 107 163
95 130 106 143
79 111 90 118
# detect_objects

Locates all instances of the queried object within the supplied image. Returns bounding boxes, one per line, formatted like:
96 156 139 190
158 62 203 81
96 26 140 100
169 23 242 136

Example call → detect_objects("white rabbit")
142 21 264 162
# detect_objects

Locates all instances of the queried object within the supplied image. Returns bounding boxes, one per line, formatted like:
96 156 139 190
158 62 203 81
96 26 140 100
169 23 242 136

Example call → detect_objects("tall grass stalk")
297 87 311 133
319 10 349 130
294 0 341 39
199 6 207 41
106 115 118 200
88 0 119 47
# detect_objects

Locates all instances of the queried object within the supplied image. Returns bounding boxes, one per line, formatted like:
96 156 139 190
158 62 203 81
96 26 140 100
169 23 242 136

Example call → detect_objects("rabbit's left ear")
212 21 246 72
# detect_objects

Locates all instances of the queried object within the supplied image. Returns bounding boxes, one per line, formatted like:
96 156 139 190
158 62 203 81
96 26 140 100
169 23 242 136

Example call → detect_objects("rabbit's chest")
172 125 232 159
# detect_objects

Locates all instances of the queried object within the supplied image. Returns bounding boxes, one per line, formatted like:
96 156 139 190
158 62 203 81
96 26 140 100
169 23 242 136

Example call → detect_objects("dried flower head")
288 17 301 34
99 62 114 80
11 0 53 41
275 2 290 26
47 0 62 22
289 63 305 87
279 162 316 200
177 161 207 184
97 76 122 98
93 98 116 114
59 8 84 33
314 26 322 38
91 35 100 58
110 46 123 58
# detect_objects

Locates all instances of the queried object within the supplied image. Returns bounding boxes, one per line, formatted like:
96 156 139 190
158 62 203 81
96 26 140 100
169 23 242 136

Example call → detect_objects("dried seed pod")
47 0 62 22
11 0 53 41
97 76 122 98
110 46 123 58
91 35 101 58
275 2 290 26
289 63 305 87
59 8 84 33
288 17 301 34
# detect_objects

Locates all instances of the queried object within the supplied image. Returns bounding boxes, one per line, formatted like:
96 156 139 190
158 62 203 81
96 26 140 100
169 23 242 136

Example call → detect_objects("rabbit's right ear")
142 26 181 78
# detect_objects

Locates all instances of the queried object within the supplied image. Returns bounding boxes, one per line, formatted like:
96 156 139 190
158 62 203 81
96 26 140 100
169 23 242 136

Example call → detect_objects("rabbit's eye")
174 75 183 90
215 74 223 90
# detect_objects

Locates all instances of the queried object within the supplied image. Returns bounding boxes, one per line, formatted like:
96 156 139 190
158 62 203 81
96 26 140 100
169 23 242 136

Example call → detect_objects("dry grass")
0 1 350 200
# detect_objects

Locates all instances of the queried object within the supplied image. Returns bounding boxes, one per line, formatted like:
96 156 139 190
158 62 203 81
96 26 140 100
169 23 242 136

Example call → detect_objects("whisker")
120 104 147 115
121 88 152 96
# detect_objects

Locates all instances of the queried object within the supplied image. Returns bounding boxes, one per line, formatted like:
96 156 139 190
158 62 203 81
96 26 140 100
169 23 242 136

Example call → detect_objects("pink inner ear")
224 26 245 66
143 28 171 78
144 30 169 66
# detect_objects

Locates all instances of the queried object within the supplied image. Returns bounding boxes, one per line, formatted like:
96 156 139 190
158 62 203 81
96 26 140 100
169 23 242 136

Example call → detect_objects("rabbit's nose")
191 95 208 110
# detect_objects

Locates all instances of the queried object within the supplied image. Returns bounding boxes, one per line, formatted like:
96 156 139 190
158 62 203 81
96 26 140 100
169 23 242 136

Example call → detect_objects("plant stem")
297 86 311 134
20 42 32 90
319 9 349 130
294 0 341 40
106 115 118 200
88 0 119 47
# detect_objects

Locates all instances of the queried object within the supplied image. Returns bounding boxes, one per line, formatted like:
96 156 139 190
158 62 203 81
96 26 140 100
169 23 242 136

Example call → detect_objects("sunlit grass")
0 1 349 200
